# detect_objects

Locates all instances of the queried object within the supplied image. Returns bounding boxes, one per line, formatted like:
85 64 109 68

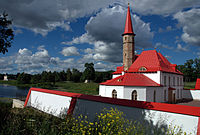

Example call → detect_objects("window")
177 89 179 99
164 76 166 86
153 90 156 102
132 90 137 100
164 90 166 102
177 77 179 86
125 37 127 41
180 89 182 98
112 90 117 98
168 77 171 86
173 77 175 86
139 67 147 71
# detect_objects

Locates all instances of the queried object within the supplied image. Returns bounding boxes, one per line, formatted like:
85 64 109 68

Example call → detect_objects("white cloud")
155 42 174 50
66 5 153 63
0 56 15 73
132 0 200 15
174 8 200 46
1 0 199 35
61 46 80 56
176 44 189 52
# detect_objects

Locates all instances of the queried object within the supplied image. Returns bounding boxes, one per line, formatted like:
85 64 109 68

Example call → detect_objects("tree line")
0 63 113 84
177 58 200 82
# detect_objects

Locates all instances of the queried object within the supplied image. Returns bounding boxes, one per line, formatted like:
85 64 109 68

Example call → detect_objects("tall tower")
122 4 135 71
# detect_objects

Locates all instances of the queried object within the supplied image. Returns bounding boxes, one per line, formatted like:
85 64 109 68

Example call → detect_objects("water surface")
0 84 29 98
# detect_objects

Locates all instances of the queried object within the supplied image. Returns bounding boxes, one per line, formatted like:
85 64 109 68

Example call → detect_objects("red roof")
101 73 161 87
112 66 124 74
123 5 135 35
128 50 183 74
195 78 200 90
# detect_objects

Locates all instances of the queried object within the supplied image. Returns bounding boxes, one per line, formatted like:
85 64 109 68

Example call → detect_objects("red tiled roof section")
195 78 200 90
100 73 161 86
128 50 183 74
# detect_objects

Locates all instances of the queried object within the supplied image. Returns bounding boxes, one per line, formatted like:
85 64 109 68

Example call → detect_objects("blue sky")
0 0 200 74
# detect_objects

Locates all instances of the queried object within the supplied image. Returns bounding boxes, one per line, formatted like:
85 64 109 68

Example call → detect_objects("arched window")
112 90 117 98
153 90 156 102
132 90 137 100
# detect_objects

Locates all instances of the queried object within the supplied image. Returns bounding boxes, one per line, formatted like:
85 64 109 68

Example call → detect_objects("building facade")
99 5 184 103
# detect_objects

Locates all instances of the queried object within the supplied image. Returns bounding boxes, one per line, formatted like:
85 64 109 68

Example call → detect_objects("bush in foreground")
0 102 188 135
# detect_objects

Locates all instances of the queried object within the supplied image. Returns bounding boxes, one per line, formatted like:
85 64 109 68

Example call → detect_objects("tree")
71 68 82 82
81 63 95 82
17 72 31 84
194 58 200 79
0 12 14 54
66 68 72 81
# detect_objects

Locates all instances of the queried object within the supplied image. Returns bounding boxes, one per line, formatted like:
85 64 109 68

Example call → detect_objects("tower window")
132 90 137 100
112 90 117 98
125 37 127 41
139 67 147 71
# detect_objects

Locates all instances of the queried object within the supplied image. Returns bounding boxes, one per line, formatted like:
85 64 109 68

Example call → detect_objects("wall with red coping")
25 88 200 134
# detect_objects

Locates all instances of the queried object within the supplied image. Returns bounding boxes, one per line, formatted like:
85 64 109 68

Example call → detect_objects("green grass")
54 81 99 95
184 82 196 89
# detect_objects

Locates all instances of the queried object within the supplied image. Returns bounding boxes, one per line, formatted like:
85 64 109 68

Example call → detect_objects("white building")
99 5 184 103
3 75 8 81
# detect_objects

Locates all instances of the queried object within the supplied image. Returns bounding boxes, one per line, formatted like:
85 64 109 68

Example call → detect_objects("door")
168 90 173 103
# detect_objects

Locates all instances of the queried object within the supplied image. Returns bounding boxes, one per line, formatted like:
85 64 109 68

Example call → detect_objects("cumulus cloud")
174 8 200 46
132 0 200 15
0 0 199 36
13 46 77 73
61 46 80 56
66 5 153 63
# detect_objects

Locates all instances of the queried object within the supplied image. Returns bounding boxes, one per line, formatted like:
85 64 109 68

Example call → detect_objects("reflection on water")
0 84 29 98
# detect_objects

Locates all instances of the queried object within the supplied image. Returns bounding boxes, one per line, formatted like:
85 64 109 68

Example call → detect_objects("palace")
99 5 184 103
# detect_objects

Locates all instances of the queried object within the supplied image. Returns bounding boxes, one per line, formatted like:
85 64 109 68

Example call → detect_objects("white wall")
112 74 121 79
146 87 165 102
28 91 72 117
182 90 200 100
124 86 146 101
143 71 160 84
99 85 124 99
74 99 199 135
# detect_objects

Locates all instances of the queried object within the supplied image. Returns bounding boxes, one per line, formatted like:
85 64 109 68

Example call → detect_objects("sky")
0 0 200 74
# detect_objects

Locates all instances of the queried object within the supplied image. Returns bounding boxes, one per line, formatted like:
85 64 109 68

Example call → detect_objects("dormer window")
117 79 121 82
139 67 147 71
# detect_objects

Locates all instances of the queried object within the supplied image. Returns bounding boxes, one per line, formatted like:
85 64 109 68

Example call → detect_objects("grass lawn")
54 81 99 95
184 82 196 89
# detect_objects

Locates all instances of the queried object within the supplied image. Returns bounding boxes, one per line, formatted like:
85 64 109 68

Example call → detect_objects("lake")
0 84 29 98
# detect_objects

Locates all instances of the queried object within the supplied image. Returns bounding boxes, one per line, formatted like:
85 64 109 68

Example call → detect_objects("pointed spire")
123 3 135 35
